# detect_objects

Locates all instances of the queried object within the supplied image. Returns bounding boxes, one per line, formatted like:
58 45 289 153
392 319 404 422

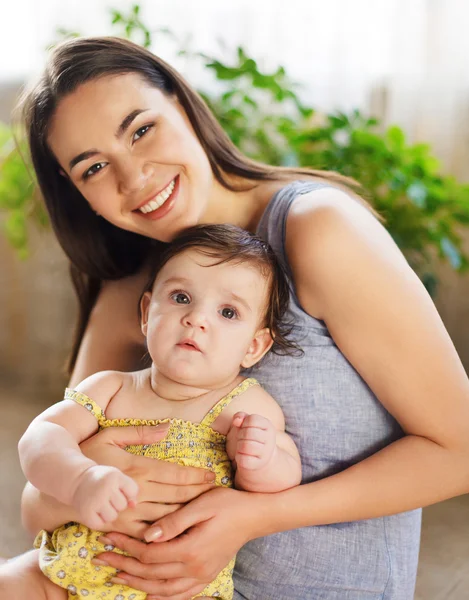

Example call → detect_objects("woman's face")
47 73 217 242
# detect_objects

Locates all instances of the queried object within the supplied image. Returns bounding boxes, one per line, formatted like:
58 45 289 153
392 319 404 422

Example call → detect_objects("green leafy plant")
192 48 469 289
0 124 47 258
2 3 469 294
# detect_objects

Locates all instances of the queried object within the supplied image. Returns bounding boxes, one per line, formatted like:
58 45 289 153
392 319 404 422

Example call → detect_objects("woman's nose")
118 161 153 195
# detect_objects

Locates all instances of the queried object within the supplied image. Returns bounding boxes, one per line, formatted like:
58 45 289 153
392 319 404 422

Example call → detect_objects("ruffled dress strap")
64 388 107 427
200 377 259 427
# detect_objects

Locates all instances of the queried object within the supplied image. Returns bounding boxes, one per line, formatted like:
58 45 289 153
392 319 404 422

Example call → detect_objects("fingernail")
110 577 128 584
91 558 108 566
205 471 216 482
145 527 162 542
98 536 114 546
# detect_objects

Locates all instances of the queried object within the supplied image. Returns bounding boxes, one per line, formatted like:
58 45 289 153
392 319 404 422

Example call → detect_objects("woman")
8 35 469 599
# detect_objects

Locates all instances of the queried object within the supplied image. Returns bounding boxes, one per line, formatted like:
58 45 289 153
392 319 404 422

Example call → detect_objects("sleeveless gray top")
234 181 421 600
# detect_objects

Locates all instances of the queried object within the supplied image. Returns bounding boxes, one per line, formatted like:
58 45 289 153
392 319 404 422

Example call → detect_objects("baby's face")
141 249 271 388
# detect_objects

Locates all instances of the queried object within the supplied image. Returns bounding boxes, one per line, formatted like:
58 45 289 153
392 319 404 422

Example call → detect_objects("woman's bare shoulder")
284 186 406 318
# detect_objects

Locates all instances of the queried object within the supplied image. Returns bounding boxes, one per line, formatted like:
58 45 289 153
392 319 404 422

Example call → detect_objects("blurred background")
1 1 469 597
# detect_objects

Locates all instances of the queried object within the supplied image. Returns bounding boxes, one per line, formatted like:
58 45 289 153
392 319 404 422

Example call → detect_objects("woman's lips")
135 174 180 221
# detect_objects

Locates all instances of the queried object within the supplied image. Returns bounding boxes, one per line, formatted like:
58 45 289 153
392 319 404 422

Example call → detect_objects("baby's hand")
226 412 277 471
71 465 139 530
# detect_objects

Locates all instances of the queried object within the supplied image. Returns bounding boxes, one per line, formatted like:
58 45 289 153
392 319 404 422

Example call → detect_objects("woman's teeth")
139 178 176 214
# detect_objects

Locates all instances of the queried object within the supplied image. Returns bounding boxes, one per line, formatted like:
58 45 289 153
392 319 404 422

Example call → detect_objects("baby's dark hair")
142 224 301 356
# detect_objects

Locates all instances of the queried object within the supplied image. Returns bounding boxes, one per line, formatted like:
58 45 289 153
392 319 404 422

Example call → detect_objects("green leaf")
242 95 258 109
387 125 406 149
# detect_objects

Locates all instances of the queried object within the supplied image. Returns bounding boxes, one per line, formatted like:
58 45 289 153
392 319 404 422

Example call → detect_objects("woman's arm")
70 272 149 386
95 189 469 599
280 188 469 516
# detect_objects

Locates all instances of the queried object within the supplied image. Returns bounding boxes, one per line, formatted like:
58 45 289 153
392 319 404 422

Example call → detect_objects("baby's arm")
225 387 302 492
18 371 138 530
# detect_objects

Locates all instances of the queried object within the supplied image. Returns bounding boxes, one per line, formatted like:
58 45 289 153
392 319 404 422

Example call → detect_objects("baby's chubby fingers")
110 488 131 513
120 473 139 505
234 452 263 470
235 425 268 444
239 413 271 430
98 503 119 524
236 439 264 457
231 411 248 428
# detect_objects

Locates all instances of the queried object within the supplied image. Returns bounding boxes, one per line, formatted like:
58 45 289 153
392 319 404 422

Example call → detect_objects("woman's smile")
47 74 218 241
136 176 177 214
134 174 180 221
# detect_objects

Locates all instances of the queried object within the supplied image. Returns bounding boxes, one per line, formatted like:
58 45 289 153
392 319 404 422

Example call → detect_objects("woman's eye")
82 162 106 180
171 292 190 304
220 307 238 320
133 124 153 142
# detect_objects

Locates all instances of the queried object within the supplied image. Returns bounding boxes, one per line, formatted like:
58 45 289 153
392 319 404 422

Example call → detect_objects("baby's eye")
171 292 190 304
133 124 153 142
82 162 107 180
220 307 238 320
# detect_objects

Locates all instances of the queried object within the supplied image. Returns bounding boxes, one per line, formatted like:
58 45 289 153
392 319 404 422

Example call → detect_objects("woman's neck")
204 176 288 233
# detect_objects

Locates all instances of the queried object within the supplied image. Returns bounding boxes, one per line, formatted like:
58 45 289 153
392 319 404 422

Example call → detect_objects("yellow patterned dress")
34 377 259 600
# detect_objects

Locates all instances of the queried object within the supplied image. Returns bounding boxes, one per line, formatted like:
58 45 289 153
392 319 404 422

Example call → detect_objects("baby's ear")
140 291 152 337
241 328 274 368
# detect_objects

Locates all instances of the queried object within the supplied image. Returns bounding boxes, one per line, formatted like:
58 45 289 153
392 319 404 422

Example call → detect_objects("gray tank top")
234 181 421 600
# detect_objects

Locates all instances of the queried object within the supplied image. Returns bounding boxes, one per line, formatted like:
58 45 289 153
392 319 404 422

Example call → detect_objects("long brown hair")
18 36 358 373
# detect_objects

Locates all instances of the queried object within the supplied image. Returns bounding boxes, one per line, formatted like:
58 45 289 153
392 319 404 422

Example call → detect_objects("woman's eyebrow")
68 108 150 171
116 108 150 138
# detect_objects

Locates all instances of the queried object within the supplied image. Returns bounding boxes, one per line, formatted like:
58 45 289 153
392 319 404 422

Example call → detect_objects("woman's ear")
241 328 274 368
140 291 152 337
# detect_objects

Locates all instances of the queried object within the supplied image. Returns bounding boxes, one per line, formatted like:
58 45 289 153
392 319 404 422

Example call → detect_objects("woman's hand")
22 424 216 539
95 487 270 600
80 425 217 538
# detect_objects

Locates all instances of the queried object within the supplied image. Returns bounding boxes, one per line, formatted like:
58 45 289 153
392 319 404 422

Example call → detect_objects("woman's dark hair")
17 36 359 373
142 224 301 357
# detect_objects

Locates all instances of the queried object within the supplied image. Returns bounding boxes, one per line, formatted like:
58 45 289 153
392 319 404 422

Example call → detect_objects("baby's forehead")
154 250 270 299
158 248 265 279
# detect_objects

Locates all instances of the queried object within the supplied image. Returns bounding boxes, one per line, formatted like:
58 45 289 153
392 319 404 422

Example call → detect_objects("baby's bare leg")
0 550 67 600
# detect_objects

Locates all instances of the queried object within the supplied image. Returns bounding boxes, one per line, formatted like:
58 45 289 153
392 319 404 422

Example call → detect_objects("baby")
17 224 302 600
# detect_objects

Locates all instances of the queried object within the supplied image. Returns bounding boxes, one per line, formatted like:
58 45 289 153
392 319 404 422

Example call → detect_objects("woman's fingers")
98 533 185 564
81 426 216 487
135 501 184 521
103 502 183 538
143 460 216 486
111 574 203 597
138 481 215 503
97 557 185 580
101 424 171 448
138 501 183 520
147 585 206 600
144 501 206 543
